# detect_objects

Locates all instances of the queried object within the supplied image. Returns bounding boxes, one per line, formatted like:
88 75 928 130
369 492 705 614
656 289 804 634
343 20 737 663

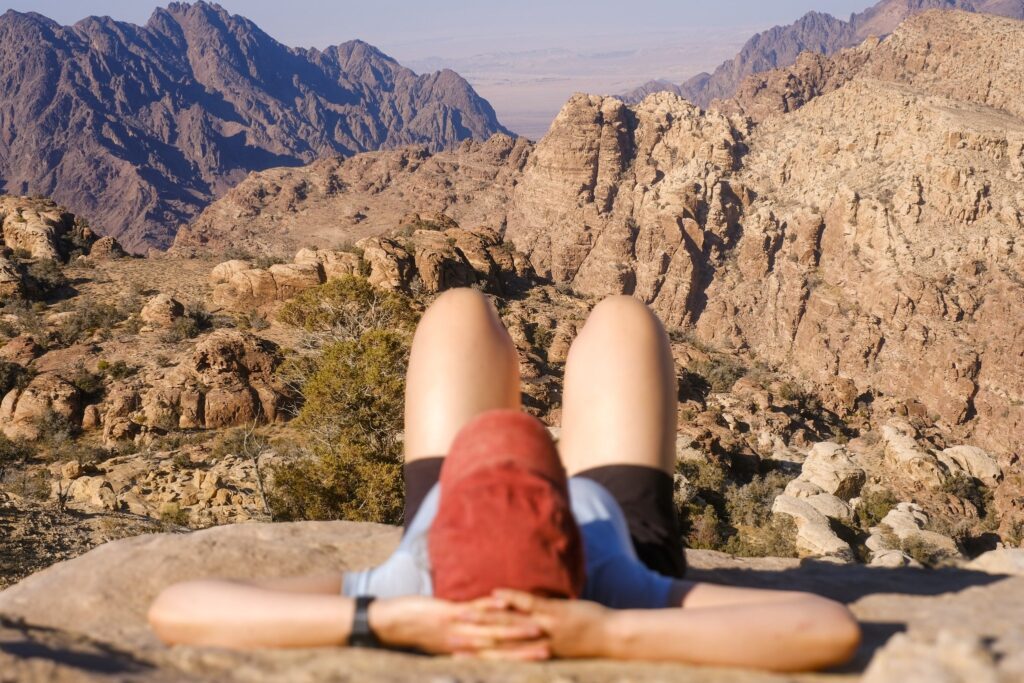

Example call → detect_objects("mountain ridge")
621 0 1024 107
0 1 509 252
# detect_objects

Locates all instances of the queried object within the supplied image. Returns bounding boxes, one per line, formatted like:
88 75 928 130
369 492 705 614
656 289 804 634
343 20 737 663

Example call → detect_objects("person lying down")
148 289 861 671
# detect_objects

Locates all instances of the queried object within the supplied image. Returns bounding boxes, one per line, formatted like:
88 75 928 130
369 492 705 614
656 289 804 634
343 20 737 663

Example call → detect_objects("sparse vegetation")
690 356 748 393
677 457 798 558
856 488 898 530
269 276 417 524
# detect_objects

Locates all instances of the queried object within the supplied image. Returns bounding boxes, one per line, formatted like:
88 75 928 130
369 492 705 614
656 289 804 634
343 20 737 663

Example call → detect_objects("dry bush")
269 277 416 525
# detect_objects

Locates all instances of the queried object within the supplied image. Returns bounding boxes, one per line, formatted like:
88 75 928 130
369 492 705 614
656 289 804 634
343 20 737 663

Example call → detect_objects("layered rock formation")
0 1 509 251
621 0 1024 107
176 11 1024 466
172 135 531 256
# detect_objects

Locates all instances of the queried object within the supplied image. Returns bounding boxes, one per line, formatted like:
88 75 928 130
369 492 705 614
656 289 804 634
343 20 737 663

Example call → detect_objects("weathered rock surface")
140 294 185 328
0 372 82 440
2 521 1023 682
174 135 531 257
178 11 1024 462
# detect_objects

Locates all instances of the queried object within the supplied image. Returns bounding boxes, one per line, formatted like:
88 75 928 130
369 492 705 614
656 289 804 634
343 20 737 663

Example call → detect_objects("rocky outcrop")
0 373 82 440
0 195 118 283
621 0 1024 108
97 330 285 442
0 2 510 252
173 134 531 256
213 219 533 309
140 294 185 328
3 521 1023 682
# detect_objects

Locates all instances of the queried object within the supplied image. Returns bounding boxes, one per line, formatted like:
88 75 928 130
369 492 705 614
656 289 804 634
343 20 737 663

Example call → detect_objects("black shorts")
403 459 686 579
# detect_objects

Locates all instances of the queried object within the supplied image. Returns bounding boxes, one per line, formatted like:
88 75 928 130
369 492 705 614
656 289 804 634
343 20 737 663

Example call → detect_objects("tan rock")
796 442 865 500
88 236 126 259
0 335 40 364
880 423 947 488
80 404 101 430
267 262 324 298
358 236 416 292
771 494 853 560
967 548 1024 576
140 294 184 327
878 503 961 558
0 373 82 441
3 521 1024 681
210 259 254 285
0 256 22 297
937 445 1002 487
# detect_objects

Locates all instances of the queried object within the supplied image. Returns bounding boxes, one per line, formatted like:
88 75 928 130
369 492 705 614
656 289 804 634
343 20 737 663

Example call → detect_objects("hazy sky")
7 1 871 50
5 1 873 137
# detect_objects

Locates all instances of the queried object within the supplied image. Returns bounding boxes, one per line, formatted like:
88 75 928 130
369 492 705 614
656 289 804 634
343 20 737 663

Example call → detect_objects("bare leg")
559 295 676 476
404 288 521 462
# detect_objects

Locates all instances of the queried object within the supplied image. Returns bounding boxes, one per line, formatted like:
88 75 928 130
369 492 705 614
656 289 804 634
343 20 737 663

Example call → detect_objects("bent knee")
575 295 666 350
419 288 499 332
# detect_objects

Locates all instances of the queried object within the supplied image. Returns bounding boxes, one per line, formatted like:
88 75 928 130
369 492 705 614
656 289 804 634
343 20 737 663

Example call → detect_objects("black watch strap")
349 595 380 648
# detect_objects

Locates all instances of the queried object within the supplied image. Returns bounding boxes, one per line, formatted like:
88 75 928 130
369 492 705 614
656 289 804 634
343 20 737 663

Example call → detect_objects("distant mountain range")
0 1 509 251
621 0 1024 107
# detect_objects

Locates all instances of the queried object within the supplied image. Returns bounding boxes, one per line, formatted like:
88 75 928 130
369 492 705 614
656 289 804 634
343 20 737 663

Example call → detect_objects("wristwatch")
348 595 381 648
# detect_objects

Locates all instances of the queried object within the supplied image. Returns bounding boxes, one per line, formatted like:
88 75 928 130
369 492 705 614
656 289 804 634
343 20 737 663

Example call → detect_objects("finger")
491 589 537 613
450 622 544 645
455 608 542 628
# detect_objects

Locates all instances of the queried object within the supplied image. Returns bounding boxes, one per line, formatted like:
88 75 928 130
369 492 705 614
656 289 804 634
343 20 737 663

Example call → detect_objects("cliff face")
0 1 509 252
177 11 1024 460
620 0 1024 107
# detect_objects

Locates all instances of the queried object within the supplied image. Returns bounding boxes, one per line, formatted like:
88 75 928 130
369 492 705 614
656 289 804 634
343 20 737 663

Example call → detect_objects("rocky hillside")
621 0 1024 107
176 10 1024 470
0 1 509 252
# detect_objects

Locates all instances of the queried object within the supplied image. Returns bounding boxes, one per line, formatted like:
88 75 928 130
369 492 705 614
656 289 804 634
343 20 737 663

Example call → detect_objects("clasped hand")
371 590 610 661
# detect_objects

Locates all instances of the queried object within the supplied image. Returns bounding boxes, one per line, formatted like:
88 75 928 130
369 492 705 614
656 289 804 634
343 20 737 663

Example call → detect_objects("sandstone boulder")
0 200 63 260
4 521 1023 682
789 442 865 500
876 503 961 558
293 248 361 280
937 445 1002 487
358 236 416 291
968 548 1024 576
0 373 82 440
140 294 184 327
880 423 947 488
0 335 40 364
0 256 21 297
771 494 853 560
88 236 126 259
209 259 254 285
133 330 283 433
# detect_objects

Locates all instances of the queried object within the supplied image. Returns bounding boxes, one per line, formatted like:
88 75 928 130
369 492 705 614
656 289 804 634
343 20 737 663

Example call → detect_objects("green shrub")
270 329 410 524
677 457 728 495
685 504 725 550
24 259 67 297
690 356 747 393
277 276 417 338
724 471 790 528
0 434 32 483
723 516 798 558
0 360 32 396
56 303 128 346
857 488 898 530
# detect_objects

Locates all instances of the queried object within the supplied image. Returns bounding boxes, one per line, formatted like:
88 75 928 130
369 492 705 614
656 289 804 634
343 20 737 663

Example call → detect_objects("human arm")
488 586 861 672
147 578 547 657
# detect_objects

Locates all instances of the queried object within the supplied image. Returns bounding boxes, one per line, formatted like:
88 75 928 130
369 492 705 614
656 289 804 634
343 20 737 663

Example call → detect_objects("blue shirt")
343 477 675 609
